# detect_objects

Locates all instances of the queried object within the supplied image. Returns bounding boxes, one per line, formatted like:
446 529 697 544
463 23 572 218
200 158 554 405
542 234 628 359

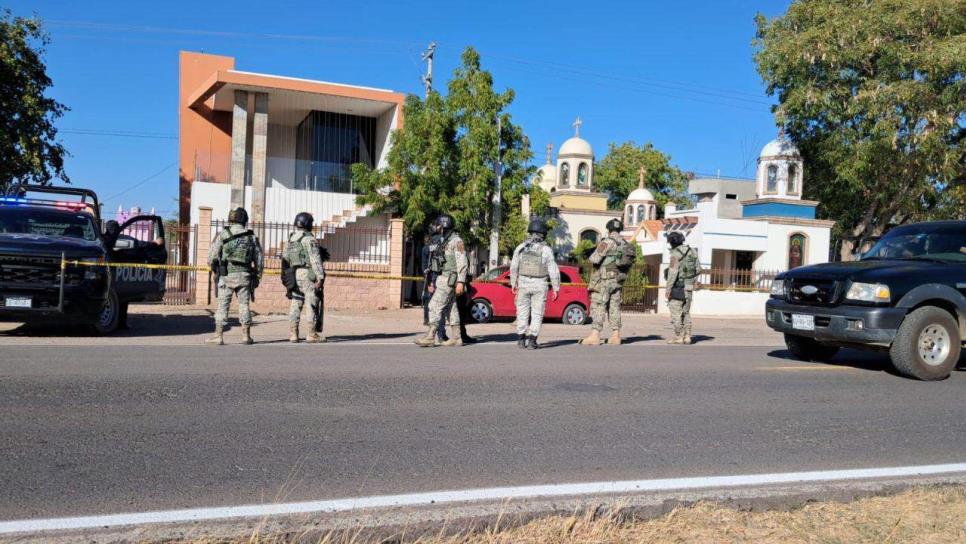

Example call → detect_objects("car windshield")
862 225 966 263
478 266 508 282
0 207 98 241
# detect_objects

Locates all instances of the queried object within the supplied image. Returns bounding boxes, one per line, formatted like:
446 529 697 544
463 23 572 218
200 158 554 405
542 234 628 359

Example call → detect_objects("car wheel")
784 333 839 362
471 299 492 324
91 289 120 335
890 306 961 381
563 303 587 325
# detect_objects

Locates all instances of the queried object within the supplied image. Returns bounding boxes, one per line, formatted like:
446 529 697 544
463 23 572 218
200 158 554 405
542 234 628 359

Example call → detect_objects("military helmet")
294 212 314 230
667 231 685 247
527 217 548 236
606 218 624 233
228 207 249 225
434 214 455 234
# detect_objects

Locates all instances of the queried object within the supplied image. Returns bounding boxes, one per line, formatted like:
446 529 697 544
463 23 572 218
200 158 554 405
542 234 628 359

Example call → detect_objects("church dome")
760 137 800 159
534 164 557 191
559 136 593 157
627 186 655 202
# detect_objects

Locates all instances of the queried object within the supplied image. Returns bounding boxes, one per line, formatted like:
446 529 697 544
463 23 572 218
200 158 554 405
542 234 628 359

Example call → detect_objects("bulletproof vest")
671 246 698 286
518 241 548 277
285 231 310 268
220 228 255 274
441 235 459 274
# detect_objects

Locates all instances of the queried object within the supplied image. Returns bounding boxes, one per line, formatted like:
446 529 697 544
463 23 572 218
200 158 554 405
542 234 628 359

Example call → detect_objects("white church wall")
552 211 615 255
756 222 832 271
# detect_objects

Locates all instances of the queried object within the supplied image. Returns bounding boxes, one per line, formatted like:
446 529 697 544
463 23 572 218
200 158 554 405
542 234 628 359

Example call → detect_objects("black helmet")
606 218 624 233
434 214 455 234
294 212 314 230
228 207 249 225
527 217 548 236
667 231 685 247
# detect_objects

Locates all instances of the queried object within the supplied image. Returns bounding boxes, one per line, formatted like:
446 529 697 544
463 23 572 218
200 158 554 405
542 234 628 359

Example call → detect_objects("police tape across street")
64 208 692 348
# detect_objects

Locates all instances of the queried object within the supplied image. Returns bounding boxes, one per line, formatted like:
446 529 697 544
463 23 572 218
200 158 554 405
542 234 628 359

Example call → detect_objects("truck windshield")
863 226 966 263
0 208 98 241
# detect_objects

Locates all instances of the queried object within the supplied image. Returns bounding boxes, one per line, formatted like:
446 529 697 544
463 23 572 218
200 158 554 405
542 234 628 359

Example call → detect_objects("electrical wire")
102 160 179 203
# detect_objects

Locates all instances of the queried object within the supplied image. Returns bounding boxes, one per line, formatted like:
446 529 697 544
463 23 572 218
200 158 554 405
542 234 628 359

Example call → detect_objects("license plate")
792 314 815 331
5 296 32 309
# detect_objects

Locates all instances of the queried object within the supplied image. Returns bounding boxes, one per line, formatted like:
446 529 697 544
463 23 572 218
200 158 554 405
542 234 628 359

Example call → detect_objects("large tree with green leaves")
754 0 965 259
0 10 69 191
593 142 691 211
352 47 537 253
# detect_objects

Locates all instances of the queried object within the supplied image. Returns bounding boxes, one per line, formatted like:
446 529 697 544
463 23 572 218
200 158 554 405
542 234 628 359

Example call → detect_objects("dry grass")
182 485 966 544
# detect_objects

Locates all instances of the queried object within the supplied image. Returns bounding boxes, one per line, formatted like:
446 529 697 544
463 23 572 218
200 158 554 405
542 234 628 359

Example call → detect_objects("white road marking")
2 462 965 534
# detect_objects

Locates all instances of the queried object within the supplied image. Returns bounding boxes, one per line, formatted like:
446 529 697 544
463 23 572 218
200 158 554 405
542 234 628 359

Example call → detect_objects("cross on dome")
638 166 647 189
572 116 582 137
545 143 553 165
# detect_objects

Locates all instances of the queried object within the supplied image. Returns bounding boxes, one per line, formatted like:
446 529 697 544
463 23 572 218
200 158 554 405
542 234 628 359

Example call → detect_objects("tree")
754 0 965 259
353 47 534 255
594 142 690 211
0 10 69 191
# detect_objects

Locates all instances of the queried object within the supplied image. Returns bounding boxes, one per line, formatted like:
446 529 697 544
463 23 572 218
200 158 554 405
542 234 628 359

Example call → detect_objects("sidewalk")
0 305 782 347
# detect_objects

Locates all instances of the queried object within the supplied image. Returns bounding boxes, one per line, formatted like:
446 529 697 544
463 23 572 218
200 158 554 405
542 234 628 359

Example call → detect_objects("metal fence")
696 268 782 292
163 224 197 305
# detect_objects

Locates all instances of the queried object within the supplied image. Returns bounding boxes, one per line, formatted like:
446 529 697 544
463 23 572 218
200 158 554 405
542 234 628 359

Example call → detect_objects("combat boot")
517 334 528 349
526 335 539 350
289 324 300 343
241 325 254 345
667 335 683 345
608 330 622 345
580 329 601 346
441 326 463 347
307 332 327 343
414 327 437 347
205 325 224 346
681 335 692 345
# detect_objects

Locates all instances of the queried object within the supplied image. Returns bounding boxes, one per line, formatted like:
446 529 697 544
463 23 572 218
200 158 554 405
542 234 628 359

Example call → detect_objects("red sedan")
467 265 590 325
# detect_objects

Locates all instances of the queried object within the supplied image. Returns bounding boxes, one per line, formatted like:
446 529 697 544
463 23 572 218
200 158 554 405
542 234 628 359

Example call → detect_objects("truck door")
110 215 167 302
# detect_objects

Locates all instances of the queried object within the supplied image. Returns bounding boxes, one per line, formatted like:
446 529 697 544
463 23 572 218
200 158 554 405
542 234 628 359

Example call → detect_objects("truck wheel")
784 334 840 362
91 289 120 335
889 306 961 381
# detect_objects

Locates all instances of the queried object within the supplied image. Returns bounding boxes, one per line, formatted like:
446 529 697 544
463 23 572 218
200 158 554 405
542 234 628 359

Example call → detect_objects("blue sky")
12 0 791 218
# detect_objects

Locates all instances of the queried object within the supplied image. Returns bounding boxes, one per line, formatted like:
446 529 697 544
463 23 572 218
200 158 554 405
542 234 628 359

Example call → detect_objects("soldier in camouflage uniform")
510 217 560 350
414 214 468 347
285 212 326 343
665 231 698 344
580 218 635 346
206 207 264 345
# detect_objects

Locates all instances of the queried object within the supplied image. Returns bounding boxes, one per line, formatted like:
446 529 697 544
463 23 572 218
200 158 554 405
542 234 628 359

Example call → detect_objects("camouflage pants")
590 286 622 332
427 274 459 330
214 273 252 327
668 290 693 337
289 269 322 333
515 276 548 336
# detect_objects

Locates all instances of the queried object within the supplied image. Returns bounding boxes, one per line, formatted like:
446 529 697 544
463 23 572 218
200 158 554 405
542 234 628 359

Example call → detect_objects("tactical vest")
285 231 310 268
671 246 698 287
441 235 459 274
518 242 548 278
220 228 255 274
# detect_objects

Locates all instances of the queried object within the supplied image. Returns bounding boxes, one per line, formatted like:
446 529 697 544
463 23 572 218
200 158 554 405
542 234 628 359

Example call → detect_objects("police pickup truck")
0 184 167 334
767 221 966 380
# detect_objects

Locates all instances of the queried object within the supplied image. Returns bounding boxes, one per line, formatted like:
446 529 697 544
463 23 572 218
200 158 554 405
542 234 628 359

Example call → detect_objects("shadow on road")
326 332 418 342
766 348 898 375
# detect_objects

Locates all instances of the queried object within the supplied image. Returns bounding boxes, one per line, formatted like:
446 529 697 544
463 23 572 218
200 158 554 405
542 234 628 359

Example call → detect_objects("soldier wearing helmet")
284 212 327 343
415 214 469 347
509 217 560 349
665 230 698 344
580 217 635 346
206 207 264 345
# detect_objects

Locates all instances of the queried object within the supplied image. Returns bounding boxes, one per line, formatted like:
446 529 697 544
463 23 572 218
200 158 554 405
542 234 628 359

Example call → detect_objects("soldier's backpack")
617 238 635 270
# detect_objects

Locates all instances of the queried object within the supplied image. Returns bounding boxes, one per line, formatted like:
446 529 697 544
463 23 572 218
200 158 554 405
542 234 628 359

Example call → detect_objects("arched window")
577 163 588 187
788 233 807 269
787 164 798 194
650 205 657 219
559 163 570 187
626 205 634 225
580 229 599 244
636 205 645 223
766 165 778 193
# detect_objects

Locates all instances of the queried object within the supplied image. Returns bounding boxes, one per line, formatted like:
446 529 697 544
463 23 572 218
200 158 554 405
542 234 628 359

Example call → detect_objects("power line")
61 129 178 140
102 160 179 203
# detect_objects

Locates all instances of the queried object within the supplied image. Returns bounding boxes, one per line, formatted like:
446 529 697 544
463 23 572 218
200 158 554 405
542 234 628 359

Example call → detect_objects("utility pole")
488 117 502 270
421 42 437 98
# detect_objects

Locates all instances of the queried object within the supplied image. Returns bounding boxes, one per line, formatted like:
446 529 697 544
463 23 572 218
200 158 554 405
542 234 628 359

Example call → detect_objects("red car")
467 264 590 325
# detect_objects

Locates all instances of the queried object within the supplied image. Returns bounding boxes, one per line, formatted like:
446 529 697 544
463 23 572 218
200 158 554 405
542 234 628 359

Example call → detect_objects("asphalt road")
1 342 964 521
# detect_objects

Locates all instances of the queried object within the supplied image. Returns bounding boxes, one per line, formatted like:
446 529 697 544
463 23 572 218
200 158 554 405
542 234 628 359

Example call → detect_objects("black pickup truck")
767 221 966 380
0 184 167 334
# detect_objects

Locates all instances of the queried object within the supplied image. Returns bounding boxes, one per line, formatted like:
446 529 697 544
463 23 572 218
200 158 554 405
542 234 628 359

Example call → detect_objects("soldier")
206 207 264 345
580 218 635 346
414 214 468 347
666 231 699 344
285 212 326 343
509 217 560 349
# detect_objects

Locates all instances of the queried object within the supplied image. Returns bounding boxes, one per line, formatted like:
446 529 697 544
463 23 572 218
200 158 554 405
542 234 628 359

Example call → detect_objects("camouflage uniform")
286 229 326 341
510 234 560 338
587 232 633 335
208 223 264 341
667 244 698 341
419 233 468 346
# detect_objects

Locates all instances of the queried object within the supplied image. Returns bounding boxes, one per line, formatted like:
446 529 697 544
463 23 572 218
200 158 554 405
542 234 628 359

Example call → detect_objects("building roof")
627 186 656 202
759 137 800 159
558 136 593 158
